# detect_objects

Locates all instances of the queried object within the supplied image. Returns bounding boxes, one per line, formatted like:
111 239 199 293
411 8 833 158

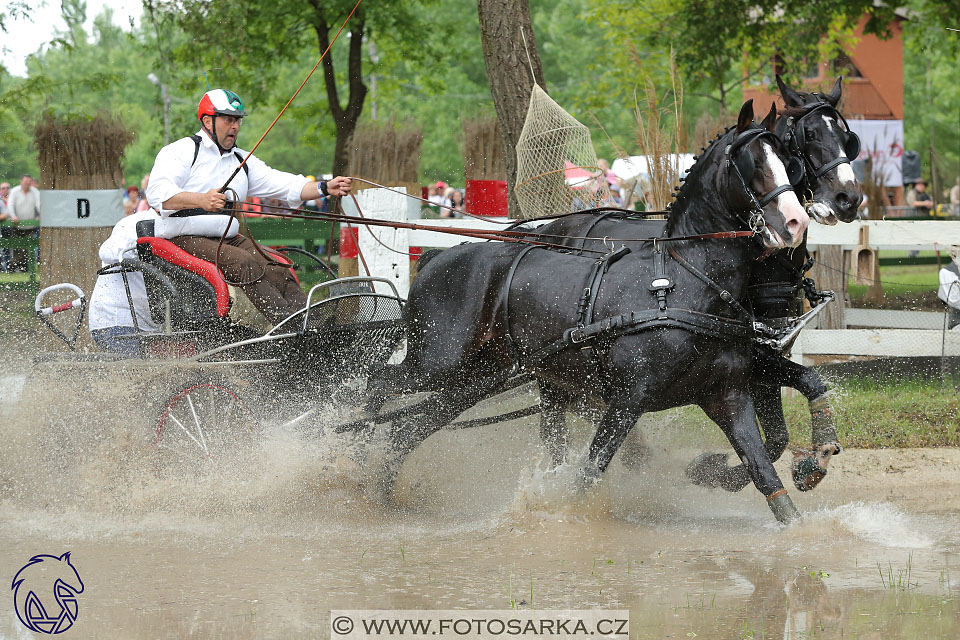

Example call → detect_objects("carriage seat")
133 219 298 330
134 219 231 329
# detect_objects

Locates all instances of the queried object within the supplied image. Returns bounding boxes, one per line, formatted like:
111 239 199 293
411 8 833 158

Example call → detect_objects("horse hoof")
767 491 801 524
574 463 602 493
685 453 729 488
791 443 839 492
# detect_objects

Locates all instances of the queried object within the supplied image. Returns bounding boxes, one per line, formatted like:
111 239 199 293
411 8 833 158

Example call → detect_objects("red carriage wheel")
154 382 261 476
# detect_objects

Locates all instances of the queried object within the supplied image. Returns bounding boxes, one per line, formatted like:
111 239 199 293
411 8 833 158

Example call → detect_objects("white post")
342 187 411 298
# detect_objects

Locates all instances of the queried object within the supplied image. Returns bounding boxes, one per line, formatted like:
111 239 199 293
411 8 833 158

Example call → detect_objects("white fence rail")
355 199 958 364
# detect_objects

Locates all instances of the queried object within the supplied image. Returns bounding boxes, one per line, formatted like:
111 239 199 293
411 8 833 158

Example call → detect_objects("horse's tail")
416 248 445 271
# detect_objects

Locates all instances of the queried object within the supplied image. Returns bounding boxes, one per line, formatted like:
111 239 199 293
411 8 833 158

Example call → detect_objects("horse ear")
776 74 805 107
826 76 843 106
736 99 754 134
761 102 777 132
60 552 71 562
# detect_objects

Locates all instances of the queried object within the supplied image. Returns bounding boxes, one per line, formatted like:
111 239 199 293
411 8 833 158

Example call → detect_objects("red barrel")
339 226 359 259
465 179 508 216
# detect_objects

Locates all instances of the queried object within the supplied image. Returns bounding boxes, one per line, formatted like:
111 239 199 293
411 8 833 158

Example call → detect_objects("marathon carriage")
32 219 405 474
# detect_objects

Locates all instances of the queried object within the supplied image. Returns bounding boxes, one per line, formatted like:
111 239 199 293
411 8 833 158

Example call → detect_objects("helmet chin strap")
202 116 234 155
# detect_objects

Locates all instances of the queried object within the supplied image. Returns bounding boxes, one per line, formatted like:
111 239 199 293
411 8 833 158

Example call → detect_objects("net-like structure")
515 85 611 219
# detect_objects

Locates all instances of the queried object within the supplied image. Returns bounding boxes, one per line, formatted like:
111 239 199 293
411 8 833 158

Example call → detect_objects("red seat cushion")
136 237 231 317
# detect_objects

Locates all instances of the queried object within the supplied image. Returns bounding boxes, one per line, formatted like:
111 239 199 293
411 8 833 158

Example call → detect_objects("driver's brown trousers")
172 234 307 325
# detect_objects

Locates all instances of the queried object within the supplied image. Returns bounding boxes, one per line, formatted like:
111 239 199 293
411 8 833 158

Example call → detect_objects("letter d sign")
77 198 90 219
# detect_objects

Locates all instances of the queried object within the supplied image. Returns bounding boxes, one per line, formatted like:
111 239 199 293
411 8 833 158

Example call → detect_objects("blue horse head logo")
11 552 84 634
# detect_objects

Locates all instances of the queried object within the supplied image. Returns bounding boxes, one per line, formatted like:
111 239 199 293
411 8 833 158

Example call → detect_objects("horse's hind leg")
538 378 570 467
578 392 644 489
370 367 511 502
700 392 799 524
686 379 788 493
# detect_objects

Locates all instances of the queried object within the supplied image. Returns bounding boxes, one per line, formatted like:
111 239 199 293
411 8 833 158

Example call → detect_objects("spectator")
124 185 140 215
6 174 40 271
240 196 264 216
428 181 449 208
135 173 152 212
906 179 934 257
422 183 441 218
905 179 934 216
449 189 466 217
7 174 40 223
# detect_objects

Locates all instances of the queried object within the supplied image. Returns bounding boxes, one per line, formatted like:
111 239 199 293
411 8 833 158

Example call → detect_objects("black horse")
385 100 810 523
686 75 862 491
530 76 864 494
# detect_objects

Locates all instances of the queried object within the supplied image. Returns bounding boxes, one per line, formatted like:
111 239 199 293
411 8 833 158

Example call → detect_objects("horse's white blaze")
762 142 809 247
823 115 858 186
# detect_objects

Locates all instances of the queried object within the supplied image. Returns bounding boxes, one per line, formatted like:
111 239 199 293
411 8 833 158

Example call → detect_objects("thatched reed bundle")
347 119 422 189
34 112 134 189
463 116 506 180
34 113 135 348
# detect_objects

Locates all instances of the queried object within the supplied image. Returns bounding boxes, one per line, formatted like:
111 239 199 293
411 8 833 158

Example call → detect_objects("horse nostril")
787 218 802 238
835 191 852 211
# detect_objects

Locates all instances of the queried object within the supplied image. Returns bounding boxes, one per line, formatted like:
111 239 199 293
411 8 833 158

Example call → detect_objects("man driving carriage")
144 88 352 324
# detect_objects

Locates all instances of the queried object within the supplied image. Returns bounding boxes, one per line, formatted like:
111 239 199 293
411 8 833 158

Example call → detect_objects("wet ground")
1 348 959 639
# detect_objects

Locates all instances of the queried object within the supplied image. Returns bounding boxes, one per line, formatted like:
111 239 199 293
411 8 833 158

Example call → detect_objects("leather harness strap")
499 243 757 371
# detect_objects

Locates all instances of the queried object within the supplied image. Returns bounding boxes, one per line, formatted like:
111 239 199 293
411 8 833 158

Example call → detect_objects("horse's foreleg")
701 392 799 524
538 378 570 467
760 352 840 491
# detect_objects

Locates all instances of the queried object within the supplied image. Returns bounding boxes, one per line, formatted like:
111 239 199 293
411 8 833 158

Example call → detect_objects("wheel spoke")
156 383 257 474
165 412 205 452
186 393 210 456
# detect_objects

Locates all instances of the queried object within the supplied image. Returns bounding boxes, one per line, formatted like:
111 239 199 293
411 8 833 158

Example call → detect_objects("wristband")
320 181 329 197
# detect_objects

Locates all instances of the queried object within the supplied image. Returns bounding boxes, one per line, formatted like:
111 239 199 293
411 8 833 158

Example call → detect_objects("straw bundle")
34 113 134 189
34 113 135 348
347 119 422 187
463 116 506 180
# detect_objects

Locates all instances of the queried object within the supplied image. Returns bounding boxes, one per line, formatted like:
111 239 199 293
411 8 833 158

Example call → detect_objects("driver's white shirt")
88 211 160 332
145 129 309 239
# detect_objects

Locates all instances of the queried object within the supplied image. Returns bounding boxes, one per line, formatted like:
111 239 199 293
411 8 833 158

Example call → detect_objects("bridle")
782 100 861 184
724 127 802 235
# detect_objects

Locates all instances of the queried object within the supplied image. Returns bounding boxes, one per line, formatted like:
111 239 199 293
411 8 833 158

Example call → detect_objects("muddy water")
1 362 959 639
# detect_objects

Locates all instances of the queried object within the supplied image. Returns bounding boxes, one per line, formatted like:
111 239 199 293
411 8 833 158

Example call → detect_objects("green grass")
662 376 960 449
848 257 942 306
781 377 960 448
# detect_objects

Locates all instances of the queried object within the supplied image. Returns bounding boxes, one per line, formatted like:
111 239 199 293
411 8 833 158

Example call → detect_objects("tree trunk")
313 9 368 176
477 0 545 218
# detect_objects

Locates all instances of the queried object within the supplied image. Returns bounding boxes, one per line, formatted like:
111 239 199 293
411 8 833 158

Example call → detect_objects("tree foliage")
0 0 955 197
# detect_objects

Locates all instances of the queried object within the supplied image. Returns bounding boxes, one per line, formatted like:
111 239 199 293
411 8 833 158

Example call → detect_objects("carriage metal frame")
34 239 407 474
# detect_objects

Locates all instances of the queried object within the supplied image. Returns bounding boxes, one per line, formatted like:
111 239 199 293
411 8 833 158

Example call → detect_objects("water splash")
805 502 935 549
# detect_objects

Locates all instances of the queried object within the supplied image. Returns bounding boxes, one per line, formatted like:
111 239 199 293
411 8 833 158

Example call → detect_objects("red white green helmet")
197 89 248 121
